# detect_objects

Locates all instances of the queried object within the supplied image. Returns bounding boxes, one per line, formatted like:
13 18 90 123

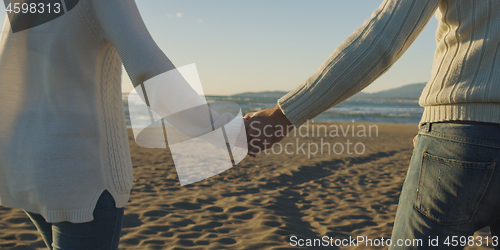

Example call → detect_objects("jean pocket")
414 151 496 225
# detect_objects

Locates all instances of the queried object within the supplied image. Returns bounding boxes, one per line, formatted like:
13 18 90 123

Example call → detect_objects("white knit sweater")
0 0 175 223
278 0 500 126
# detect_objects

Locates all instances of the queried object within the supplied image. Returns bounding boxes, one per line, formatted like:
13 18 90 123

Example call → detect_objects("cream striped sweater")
279 0 500 126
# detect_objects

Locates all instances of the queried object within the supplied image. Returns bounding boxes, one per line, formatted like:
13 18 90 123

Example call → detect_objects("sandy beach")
0 122 494 250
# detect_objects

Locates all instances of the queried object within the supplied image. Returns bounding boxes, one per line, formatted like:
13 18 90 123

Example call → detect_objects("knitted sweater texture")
279 0 500 126
0 0 173 223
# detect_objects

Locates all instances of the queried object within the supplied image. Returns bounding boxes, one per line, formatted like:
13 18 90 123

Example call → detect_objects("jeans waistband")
419 122 500 150
420 121 500 131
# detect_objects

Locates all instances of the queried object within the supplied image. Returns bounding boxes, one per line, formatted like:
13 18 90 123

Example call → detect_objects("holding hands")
244 105 294 157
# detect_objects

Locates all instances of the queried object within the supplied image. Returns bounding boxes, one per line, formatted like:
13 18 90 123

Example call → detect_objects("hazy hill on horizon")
230 91 288 99
229 82 426 99
354 82 426 99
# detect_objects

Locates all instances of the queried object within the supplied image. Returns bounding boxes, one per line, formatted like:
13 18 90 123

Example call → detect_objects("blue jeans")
25 190 124 250
390 122 500 249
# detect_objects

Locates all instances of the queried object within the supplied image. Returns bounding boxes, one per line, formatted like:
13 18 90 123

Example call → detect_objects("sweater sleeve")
91 0 240 139
91 0 175 87
278 0 441 126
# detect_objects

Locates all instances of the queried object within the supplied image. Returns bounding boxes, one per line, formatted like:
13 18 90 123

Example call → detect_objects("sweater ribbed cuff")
277 85 313 127
420 103 500 125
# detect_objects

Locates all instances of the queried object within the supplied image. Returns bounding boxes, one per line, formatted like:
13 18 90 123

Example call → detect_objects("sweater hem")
2 190 130 223
420 103 500 125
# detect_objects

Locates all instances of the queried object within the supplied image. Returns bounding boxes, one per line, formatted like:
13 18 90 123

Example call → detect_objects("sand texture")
0 122 494 249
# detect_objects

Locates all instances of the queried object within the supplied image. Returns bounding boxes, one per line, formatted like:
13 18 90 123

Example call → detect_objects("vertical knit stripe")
101 47 133 195
423 0 449 104
485 38 500 100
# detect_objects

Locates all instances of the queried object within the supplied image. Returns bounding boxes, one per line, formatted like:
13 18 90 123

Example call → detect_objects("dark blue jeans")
390 122 500 249
25 190 124 250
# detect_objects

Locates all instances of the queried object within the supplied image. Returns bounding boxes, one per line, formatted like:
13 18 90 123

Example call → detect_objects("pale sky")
1 0 439 96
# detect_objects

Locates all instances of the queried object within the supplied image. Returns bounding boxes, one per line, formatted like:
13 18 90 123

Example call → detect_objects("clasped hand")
244 105 294 157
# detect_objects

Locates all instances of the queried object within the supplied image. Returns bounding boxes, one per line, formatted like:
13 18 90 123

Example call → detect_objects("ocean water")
122 93 424 126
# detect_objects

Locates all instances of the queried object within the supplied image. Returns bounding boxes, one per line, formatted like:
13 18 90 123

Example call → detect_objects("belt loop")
427 123 432 133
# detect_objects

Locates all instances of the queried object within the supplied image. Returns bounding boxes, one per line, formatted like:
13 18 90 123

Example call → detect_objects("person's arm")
278 0 441 126
92 0 174 86
92 0 238 138
245 0 440 156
